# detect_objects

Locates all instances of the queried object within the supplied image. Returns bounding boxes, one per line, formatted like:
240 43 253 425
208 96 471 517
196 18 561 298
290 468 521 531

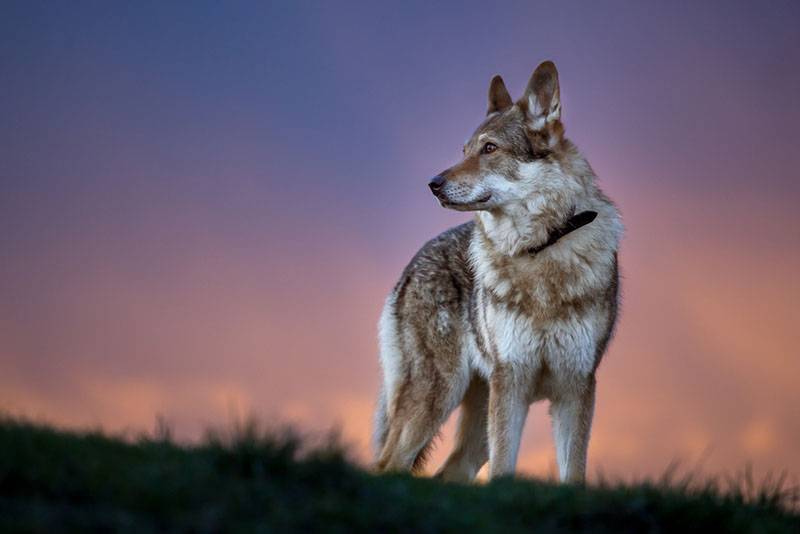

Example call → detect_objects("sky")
1 1 799 481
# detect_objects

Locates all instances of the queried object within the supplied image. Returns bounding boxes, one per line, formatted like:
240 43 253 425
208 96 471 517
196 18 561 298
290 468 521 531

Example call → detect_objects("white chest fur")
484 300 601 379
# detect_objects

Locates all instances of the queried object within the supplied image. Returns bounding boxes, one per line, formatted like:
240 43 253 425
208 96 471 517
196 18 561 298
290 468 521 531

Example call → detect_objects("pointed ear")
487 75 513 115
519 61 561 128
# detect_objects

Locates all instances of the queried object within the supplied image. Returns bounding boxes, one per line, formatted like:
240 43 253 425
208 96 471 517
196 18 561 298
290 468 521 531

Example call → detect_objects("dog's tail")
372 386 437 472
411 436 436 474
372 386 389 461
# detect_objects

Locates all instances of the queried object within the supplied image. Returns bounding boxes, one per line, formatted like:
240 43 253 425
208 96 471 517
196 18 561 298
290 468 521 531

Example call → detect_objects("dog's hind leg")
434 376 489 482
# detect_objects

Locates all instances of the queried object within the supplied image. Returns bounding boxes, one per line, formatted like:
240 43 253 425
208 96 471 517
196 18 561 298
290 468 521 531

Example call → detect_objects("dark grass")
0 416 797 533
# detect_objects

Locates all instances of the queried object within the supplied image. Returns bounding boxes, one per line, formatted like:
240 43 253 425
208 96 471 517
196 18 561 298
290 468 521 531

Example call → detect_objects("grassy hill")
0 417 797 533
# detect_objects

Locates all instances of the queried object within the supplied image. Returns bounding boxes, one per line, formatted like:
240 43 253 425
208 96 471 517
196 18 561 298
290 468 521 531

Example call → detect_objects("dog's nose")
428 175 446 193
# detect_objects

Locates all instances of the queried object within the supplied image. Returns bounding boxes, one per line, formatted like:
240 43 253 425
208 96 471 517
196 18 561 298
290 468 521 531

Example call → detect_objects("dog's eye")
481 142 498 155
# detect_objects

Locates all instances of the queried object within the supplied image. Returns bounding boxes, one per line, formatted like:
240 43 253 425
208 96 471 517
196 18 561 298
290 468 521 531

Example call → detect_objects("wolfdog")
374 61 622 483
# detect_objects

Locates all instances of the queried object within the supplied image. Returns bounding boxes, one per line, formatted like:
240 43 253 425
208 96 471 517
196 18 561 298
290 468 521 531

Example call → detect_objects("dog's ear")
519 61 561 129
487 75 513 115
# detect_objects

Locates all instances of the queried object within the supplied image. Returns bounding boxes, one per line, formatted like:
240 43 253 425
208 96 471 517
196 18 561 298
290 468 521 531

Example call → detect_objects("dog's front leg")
550 374 595 483
487 365 529 479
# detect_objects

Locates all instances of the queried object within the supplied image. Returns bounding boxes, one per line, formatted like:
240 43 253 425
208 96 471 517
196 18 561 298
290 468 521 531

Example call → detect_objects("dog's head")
429 61 580 213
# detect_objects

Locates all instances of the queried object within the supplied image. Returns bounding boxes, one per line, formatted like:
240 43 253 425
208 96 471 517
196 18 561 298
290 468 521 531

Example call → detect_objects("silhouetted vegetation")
0 416 797 532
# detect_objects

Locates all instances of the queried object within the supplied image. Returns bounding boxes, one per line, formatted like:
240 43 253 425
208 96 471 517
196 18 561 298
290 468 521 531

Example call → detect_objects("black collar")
527 210 597 255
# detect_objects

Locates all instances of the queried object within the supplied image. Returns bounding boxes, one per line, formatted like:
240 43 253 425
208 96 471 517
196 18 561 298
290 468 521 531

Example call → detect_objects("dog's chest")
483 300 599 378
473 254 610 378
485 252 596 319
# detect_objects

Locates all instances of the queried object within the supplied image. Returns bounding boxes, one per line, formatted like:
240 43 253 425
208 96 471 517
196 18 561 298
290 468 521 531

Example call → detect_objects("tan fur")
374 61 622 483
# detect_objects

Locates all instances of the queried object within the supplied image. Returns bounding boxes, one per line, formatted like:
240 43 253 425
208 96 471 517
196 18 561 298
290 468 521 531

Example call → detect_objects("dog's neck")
527 210 597 255
477 202 594 257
